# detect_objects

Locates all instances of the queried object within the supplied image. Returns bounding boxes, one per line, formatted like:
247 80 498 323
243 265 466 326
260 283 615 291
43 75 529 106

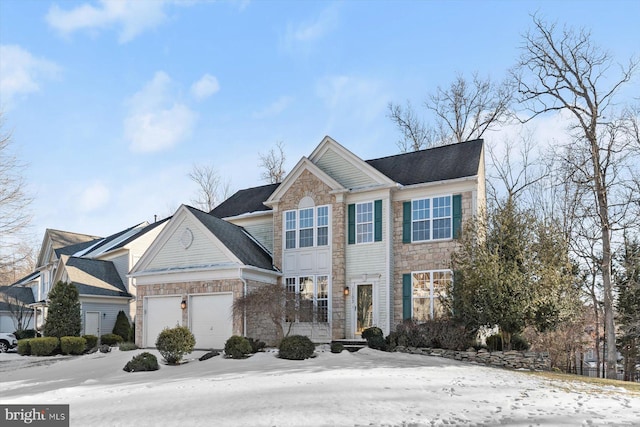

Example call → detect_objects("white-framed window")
285 275 330 323
356 202 373 244
412 195 452 241
283 205 330 249
411 270 451 321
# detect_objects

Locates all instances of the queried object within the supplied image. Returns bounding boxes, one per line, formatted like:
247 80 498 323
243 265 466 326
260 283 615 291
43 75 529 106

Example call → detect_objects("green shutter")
348 204 355 244
452 194 462 239
374 200 382 242
402 201 411 243
402 274 412 320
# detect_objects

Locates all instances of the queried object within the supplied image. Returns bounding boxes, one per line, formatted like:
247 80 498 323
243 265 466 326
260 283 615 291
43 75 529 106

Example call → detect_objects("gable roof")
187 206 275 271
0 285 35 310
366 139 483 186
38 229 102 266
111 217 171 250
211 183 279 218
63 256 131 298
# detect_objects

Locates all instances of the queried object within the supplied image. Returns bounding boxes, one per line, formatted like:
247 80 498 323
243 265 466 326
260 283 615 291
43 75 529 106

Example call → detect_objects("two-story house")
130 136 485 349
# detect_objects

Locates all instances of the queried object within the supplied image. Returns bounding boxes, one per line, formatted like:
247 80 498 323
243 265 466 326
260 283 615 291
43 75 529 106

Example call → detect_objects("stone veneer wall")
391 191 474 326
135 279 244 348
272 169 347 340
245 280 280 345
395 346 551 371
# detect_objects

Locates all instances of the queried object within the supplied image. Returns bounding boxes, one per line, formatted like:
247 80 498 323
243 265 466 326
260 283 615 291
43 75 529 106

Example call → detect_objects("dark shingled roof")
112 217 171 250
187 206 275 271
48 229 101 251
0 286 35 311
210 183 279 219
55 238 103 257
365 139 483 186
64 257 131 298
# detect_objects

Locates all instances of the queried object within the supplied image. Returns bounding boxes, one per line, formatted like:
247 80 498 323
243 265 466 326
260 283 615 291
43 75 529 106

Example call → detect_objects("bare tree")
258 141 286 184
388 73 512 151
514 15 639 379
0 112 32 283
1 288 33 331
189 164 232 212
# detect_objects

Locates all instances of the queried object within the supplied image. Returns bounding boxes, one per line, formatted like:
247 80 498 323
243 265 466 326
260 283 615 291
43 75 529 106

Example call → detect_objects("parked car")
0 332 18 352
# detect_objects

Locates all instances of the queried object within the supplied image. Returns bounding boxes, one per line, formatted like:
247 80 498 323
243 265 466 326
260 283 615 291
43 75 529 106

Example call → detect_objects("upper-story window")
356 202 373 243
284 204 330 250
348 200 382 245
412 195 452 241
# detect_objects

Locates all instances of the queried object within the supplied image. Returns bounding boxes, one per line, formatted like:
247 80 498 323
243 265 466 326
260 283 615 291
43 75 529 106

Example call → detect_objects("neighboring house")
132 136 485 348
0 285 35 332
10 220 168 337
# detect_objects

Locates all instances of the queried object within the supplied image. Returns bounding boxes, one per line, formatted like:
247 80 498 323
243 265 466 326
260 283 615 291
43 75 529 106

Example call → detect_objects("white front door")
355 284 373 335
85 311 101 337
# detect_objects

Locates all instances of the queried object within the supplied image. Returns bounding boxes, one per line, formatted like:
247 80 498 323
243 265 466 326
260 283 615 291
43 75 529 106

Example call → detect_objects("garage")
144 296 182 348
189 293 233 350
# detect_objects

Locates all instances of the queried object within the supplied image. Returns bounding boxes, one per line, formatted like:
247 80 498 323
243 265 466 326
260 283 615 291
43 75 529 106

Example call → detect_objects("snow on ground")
1 347 638 426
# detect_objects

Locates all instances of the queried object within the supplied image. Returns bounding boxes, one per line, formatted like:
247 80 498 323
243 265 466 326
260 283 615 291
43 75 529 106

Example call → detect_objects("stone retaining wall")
394 346 550 371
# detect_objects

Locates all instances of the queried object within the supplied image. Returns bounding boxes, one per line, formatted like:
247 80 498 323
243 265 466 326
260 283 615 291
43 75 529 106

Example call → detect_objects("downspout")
239 268 247 337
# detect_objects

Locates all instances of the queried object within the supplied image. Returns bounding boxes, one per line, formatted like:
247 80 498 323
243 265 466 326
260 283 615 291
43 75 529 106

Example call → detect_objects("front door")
85 311 100 337
356 284 373 335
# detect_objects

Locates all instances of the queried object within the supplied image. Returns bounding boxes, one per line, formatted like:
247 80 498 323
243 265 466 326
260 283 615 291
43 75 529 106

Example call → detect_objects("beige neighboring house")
132 136 485 349
11 221 168 337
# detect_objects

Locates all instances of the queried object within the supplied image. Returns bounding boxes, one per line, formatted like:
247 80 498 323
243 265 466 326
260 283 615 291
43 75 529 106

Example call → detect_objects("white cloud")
252 96 294 119
124 71 197 153
282 4 340 52
190 74 220 100
46 0 174 43
0 45 60 109
78 182 111 213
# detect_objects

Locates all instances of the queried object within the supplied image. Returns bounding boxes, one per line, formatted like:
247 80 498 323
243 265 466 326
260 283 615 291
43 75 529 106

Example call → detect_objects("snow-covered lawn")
1 347 638 426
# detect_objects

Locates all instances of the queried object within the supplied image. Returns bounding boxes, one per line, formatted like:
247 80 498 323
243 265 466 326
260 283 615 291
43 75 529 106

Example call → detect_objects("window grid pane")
356 202 373 243
316 276 329 323
411 270 452 321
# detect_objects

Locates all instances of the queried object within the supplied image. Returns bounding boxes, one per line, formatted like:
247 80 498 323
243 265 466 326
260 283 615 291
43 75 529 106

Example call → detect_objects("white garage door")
145 296 182 348
189 293 233 350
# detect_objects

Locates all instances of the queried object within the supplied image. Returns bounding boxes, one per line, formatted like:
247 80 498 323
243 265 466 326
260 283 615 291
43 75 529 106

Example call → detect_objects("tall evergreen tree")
615 238 640 381
44 281 81 338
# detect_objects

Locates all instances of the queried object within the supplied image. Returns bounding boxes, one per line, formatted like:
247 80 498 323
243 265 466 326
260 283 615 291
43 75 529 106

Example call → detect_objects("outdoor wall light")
181 299 187 310
343 287 350 297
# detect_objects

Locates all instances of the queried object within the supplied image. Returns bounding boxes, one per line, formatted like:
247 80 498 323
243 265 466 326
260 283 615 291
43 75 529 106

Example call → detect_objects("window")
283 205 330 249
356 202 373 244
284 275 330 323
285 211 296 249
411 196 452 242
406 270 452 321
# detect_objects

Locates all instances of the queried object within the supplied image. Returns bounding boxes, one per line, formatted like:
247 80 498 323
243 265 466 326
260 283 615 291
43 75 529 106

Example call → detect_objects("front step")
332 339 367 352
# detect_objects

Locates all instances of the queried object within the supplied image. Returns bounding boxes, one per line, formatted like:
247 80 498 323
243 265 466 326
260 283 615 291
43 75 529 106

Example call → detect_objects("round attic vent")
180 228 194 249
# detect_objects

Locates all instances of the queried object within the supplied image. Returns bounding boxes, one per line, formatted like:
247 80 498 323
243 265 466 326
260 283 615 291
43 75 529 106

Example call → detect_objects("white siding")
315 148 376 189
228 216 273 254
146 216 233 270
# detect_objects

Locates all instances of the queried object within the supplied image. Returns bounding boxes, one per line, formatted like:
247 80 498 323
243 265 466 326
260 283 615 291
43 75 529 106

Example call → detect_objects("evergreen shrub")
60 336 86 355
224 335 252 359
100 333 124 346
112 310 132 342
123 352 159 372
29 337 59 356
82 334 98 350
17 339 31 355
155 326 195 364
118 342 139 351
330 342 344 353
278 335 315 360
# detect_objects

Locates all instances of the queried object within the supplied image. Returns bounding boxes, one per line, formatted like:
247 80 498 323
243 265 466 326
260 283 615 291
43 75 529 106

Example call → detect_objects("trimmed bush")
118 342 139 351
99 344 111 353
278 335 315 360
247 337 266 353
486 334 502 351
123 352 159 372
17 339 31 356
60 336 86 355
511 334 530 351
14 329 38 340
330 342 344 353
83 334 98 350
100 333 124 346
224 335 252 359
112 310 132 342
386 320 470 351
29 337 59 356
362 326 386 350
155 326 195 364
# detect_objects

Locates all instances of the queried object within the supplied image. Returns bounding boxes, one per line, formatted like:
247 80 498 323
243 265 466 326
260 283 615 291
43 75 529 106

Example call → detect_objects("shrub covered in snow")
155 326 195 364
123 352 159 372
278 335 315 360
224 335 252 359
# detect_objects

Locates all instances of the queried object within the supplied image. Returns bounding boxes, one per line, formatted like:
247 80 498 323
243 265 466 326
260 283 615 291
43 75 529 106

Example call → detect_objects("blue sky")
1 0 639 243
